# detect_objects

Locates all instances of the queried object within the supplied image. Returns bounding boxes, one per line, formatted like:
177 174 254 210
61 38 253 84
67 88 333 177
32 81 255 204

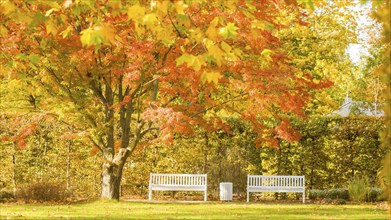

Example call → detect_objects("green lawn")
0 200 389 220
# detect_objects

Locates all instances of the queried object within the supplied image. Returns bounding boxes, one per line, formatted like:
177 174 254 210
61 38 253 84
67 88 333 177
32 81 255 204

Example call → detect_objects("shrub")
335 198 347 205
0 189 15 201
367 188 385 202
17 182 68 202
327 188 349 200
309 188 349 200
347 176 369 202
309 189 327 200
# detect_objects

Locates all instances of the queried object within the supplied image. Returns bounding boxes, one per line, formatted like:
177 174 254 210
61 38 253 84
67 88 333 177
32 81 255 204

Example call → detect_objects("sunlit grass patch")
1 200 389 219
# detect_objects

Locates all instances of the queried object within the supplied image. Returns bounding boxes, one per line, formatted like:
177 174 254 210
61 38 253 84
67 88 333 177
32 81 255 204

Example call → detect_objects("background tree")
370 0 390 204
278 1 361 115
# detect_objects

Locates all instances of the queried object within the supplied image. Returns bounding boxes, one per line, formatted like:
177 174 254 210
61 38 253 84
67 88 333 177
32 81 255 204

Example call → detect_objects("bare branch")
88 136 104 154
190 92 248 118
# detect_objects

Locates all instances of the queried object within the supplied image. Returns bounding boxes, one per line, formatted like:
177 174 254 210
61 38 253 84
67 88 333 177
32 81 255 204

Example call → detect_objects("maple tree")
0 0 324 199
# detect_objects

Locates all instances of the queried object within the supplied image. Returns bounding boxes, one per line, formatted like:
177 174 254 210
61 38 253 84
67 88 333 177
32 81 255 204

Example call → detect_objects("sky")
345 1 380 64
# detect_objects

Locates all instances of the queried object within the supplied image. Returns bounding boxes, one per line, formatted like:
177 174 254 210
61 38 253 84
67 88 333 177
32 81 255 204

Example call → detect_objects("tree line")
0 115 385 200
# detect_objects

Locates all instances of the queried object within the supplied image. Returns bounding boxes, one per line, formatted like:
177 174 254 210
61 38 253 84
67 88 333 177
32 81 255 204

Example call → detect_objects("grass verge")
0 200 389 219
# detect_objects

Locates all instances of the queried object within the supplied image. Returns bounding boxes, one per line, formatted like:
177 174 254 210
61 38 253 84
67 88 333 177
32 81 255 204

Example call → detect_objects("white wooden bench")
148 173 207 201
247 175 305 203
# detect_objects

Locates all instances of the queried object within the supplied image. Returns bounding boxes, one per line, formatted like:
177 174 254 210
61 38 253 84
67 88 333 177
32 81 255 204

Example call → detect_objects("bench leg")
148 188 152 201
302 191 305 204
247 191 249 202
204 190 207 202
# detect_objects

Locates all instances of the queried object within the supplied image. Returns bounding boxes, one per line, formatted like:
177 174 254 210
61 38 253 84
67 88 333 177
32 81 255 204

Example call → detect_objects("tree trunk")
66 141 71 191
203 133 209 174
40 133 48 181
12 142 17 197
101 165 123 200
101 149 129 200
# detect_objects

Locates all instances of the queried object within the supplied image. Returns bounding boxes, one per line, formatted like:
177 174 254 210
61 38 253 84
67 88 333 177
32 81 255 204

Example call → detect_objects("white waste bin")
220 182 233 201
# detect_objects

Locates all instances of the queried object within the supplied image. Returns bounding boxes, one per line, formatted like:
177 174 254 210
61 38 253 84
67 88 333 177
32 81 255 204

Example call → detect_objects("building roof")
332 97 384 117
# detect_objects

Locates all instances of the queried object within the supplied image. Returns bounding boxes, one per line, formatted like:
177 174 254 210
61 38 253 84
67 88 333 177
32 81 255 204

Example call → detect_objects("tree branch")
88 136 104 154
190 92 248 118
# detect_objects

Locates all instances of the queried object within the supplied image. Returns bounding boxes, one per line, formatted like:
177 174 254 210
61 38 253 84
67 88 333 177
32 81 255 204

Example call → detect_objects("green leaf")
28 54 40 65
219 22 239 39
297 0 315 10
80 28 104 47
176 53 192 66
261 49 273 61
29 12 46 28
261 49 273 56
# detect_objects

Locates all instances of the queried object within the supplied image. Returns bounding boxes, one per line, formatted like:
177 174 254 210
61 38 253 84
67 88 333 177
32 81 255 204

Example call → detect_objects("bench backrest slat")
149 173 208 201
248 175 304 187
150 173 207 186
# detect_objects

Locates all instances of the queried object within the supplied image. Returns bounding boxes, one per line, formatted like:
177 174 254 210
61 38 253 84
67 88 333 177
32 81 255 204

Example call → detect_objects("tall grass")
347 176 369 202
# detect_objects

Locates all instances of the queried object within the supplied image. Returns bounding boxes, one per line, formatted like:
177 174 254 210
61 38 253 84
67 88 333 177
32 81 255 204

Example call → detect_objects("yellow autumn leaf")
0 25 9 36
251 20 266 30
174 1 188 15
60 14 67 23
190 55 206 72
224 0 237 11
206 26 218 40
135 23 145 36
155 0 170 18
127 4 145 21
233 48 243 59
60 26 73 38
201 71 222 85
45 8 59 17
261 49 273 61
207 44 225 66
99 25 116 44
107 0 121 9
0 0 16 15
80 27 104 47
115 35 124 43
189 28 204 43
220 41 232 53
142 13 158 30
46 18 58 35
176 54 205 72
205 17 219 40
